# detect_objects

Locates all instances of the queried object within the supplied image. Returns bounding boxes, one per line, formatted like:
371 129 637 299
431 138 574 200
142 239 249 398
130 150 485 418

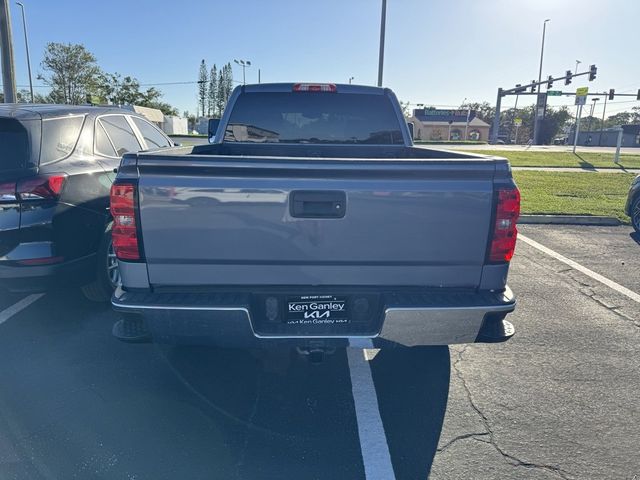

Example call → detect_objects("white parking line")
518 234 640 304
347 346 396 480
0 294 45 326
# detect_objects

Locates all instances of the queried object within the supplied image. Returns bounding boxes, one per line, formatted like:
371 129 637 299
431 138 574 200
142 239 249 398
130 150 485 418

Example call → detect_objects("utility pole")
377 0 386 87
464 106 470 141
15 2 32 102
0 0 17 103
533 19 550 145
258 68 261 84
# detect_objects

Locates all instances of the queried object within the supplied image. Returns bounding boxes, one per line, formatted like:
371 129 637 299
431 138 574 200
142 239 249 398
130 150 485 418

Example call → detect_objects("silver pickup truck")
111 83 520 354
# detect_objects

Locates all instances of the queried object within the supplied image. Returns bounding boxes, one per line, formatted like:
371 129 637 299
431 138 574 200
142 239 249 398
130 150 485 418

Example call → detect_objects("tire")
81 222 120 302
632 196 640 233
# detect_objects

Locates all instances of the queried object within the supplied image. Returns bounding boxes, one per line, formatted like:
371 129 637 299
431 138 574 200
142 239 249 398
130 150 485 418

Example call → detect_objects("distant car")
626 175 640 233
0 104 174 300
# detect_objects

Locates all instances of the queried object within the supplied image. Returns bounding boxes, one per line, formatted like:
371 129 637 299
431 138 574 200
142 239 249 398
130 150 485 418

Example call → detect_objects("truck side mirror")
208 118 221 140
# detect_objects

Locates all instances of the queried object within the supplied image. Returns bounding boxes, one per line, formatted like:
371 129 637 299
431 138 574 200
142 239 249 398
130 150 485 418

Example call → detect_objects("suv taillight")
16 174 67 201
488 186 521 263
110 183 141 261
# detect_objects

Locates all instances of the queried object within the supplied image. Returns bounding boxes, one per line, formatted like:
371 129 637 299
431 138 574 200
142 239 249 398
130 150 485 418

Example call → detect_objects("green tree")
208 65 218 117
198 59 208 117
38 42 102 104
96 73 177 115
216 65 228 115
399 101 411 117
538 106 572 144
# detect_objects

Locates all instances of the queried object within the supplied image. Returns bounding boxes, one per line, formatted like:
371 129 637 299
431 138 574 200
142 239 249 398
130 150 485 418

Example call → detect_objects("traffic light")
565 70 572 85
589 64 597 81
609 89 615 100
547 75 553 88
530 81 536 93
637 89 640 100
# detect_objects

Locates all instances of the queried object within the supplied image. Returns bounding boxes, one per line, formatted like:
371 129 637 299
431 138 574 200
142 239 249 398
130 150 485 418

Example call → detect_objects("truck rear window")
224 92 404 145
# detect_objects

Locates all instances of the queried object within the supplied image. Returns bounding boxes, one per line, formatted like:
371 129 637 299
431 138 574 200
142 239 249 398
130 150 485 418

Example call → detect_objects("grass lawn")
513 171 635 222
468 150 640 169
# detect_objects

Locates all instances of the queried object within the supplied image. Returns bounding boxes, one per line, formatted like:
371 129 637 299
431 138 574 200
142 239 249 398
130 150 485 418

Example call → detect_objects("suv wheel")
81 222 120 302
632 197 640 233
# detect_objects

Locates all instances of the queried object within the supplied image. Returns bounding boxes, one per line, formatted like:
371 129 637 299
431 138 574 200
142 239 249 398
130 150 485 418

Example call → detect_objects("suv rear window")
0 118 37 173
40 116 85 165
224 92 404 145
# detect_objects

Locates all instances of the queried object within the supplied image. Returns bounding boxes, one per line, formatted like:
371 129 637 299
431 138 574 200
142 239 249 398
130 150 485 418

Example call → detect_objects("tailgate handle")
290 191 346 218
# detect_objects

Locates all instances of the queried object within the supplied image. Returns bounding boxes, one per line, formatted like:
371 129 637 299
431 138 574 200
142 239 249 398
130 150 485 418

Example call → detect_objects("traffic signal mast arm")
501 68 595 96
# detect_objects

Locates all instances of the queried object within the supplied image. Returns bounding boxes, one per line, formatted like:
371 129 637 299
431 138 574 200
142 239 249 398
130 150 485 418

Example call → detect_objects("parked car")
0 104 174 301
111 83 520 356
626 175 640 232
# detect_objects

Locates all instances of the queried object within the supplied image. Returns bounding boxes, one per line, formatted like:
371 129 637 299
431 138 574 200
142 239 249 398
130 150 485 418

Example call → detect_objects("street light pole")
15 2 33 102
588 98 599 133
349 76 354 84
575 59 581 74
377 0 386 87
533 19 550 145
537 19 550 90
598 94 607 146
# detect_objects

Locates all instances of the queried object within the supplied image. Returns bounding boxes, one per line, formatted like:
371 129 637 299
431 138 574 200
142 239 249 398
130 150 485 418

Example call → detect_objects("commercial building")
408 108 490 142
576 125 640 148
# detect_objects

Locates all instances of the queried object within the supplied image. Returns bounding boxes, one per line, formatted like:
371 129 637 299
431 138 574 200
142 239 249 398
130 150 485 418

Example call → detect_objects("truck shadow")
163 345 450 479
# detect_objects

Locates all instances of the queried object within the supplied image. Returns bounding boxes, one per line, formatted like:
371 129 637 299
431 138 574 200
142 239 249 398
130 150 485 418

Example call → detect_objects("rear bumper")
112 286 516 347
0 254 96 293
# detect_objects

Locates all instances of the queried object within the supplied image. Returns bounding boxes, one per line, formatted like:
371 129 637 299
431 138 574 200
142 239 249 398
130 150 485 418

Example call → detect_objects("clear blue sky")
7 0 640 117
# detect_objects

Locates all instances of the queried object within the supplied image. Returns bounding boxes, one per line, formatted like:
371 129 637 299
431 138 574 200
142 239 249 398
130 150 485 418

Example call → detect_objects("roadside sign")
547 90 562 96
575 87 588 106
514 118 522 126
536 93 547 118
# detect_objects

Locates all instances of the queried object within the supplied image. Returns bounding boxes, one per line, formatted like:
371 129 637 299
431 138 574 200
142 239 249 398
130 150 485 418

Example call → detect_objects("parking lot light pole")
377 0 386 87
15 1 33 102
233 59 251 85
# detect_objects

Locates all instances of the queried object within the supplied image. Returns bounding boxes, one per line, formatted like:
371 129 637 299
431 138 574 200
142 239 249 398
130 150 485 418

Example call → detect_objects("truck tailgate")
136 157 497 288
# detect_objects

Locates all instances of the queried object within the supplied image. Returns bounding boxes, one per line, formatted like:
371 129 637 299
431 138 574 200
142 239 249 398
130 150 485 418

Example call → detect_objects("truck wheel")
81 222 120 302
632 197 640 233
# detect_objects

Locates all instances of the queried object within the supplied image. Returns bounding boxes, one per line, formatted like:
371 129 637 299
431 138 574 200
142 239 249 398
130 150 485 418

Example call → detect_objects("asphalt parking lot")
0 225 639 480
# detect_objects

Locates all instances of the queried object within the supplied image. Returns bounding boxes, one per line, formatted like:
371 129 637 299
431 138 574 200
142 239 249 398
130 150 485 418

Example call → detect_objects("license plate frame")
286 295 349 326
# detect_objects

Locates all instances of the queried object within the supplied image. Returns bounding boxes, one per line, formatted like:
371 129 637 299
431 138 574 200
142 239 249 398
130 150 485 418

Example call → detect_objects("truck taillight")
110 183 141 261
16 174 67 201
488 186 520 263
293 83 337 92
0 181 17 202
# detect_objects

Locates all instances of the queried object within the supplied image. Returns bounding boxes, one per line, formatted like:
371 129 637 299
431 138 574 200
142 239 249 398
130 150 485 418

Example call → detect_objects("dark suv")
0 104 174 300
627 175 640 233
